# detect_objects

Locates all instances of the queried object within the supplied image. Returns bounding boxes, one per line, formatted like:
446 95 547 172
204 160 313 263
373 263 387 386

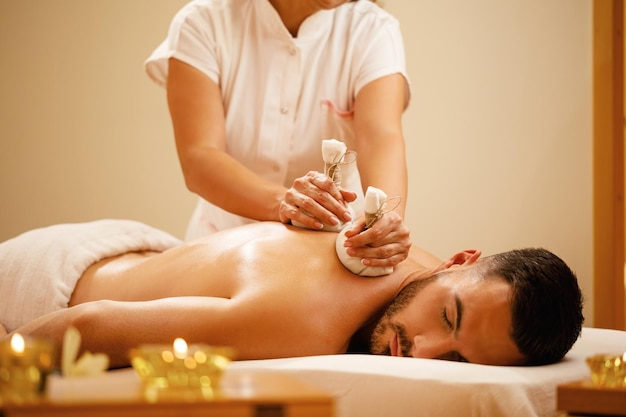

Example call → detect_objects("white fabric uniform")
0 220 182 333
145 0 409 240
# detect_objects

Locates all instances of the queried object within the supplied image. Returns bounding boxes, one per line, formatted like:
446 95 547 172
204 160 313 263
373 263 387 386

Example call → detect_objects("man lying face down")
0 219 583 368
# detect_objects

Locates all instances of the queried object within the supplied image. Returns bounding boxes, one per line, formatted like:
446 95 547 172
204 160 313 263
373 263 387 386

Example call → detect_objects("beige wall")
0 1 593 322
387 1 593 323
0 0 193 239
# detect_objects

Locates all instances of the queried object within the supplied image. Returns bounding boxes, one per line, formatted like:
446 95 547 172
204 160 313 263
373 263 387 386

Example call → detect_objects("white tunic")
145 0 409 239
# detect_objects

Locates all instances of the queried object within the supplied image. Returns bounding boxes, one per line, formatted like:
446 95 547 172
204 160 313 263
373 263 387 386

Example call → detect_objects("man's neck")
395 264 440 296
346 266 439 355
347 313 382 354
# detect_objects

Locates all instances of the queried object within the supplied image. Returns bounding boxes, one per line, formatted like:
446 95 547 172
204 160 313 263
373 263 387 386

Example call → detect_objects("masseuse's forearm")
168 58 286 223
181 146 287 222
353 74 408 219
356 137 408 219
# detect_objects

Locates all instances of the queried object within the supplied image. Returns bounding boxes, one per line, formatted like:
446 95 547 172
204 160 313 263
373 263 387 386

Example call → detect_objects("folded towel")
0 219 182 332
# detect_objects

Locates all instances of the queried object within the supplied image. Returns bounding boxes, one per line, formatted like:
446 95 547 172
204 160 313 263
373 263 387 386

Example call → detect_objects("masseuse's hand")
279 171 356 230
341 211 411 267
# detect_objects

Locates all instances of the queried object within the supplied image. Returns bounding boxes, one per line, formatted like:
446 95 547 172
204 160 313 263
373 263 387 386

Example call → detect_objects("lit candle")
173 338 188 359
0 333 55 403
130 339 234 395
10 333 25 355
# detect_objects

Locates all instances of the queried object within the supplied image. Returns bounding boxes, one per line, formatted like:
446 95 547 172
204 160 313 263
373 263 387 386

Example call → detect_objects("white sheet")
230 327 626 417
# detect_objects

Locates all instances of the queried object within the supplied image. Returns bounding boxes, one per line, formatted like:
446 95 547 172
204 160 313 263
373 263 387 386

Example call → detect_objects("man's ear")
451 249 481 266
437 249 482 272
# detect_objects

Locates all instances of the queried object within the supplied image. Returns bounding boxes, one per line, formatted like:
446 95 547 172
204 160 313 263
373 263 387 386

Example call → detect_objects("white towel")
0 219 182 332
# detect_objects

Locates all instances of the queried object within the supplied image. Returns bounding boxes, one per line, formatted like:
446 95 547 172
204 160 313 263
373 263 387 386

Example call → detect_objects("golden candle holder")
129 338 234 400
586 353 626 388
0 333 56 404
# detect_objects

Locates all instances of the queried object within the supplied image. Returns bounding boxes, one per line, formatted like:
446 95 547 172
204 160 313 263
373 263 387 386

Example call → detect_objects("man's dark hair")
482 248 584 365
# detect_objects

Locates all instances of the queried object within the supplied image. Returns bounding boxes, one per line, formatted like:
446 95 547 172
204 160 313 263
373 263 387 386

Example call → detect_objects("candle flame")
10 333 25 353
173 338 188 359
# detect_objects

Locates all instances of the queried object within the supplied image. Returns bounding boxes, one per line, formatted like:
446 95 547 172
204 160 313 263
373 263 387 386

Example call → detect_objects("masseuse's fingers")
343 212 411 267
280 171 355 228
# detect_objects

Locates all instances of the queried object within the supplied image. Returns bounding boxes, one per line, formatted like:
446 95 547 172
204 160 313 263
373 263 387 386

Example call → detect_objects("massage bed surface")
230 327 626 417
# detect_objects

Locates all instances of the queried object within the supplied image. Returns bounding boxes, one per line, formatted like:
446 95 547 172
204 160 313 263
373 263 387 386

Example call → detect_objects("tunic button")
280 107 288 114
289 47 297 56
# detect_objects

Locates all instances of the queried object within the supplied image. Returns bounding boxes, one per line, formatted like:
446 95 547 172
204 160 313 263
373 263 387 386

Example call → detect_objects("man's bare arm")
3 295 335 368
5 297 239 368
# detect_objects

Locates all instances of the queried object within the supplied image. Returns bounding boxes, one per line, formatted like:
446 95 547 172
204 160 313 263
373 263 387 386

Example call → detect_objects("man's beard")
370 320 413 356
369 274 439 356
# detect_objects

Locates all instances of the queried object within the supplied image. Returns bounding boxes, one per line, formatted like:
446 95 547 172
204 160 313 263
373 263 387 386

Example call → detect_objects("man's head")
370 248 584 366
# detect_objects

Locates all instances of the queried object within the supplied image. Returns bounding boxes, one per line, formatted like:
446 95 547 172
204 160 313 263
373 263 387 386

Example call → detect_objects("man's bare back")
55 223 438 366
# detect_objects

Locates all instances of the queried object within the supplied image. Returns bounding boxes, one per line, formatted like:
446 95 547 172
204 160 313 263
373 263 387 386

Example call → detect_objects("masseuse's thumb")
339 189 357 203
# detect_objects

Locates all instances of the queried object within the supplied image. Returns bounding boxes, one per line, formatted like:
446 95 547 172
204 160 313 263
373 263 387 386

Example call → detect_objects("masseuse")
145 0 412 267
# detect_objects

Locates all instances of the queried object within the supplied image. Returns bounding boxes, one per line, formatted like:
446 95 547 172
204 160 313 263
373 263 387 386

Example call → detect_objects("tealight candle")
129 338 234 396
586 352 626 388
0 333 55 404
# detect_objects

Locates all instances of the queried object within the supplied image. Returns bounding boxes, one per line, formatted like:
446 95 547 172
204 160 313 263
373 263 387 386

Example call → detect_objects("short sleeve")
145 2 221 87
352 15 410 102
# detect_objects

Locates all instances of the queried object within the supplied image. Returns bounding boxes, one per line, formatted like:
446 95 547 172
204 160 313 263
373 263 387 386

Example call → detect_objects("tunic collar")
255 0 334 43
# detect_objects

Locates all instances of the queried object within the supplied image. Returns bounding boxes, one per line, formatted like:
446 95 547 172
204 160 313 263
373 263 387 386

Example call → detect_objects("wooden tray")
557 379 626 416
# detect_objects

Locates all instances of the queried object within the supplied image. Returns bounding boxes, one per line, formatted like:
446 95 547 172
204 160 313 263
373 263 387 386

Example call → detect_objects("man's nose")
410 334 454 359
